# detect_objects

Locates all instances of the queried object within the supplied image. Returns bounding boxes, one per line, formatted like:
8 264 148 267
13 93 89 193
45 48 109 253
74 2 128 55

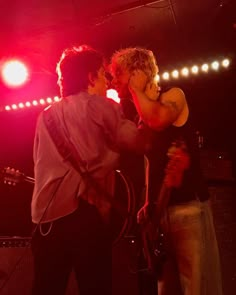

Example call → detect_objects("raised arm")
129 70 187 130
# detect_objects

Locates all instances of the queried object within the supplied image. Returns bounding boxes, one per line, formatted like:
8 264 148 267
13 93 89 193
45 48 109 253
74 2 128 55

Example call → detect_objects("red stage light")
1 59 29 87
106 89 120 103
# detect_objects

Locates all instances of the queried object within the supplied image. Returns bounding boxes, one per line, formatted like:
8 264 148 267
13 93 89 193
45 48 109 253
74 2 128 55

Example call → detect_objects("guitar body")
140 221 166 275
139 140 190 274
111 170 136 245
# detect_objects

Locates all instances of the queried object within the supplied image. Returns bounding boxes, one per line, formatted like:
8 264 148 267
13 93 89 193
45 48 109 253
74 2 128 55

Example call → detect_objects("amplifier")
0 236 78 295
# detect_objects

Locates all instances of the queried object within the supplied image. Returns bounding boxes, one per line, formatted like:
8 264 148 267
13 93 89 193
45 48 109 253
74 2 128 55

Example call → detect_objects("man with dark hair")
110 47 222 295
31 45 150 295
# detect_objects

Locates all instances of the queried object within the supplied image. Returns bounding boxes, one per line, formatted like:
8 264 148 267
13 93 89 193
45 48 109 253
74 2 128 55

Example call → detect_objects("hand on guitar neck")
137 140 190 274
137 140 190 225
164 140 190 188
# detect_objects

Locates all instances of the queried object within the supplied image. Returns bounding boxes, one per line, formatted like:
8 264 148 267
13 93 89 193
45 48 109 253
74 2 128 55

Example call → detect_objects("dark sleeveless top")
147 115 209 206
119 98 146 209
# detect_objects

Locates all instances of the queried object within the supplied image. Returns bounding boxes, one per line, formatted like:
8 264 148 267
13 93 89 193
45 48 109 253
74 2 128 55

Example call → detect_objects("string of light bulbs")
1 57 232 112
157 58 231 81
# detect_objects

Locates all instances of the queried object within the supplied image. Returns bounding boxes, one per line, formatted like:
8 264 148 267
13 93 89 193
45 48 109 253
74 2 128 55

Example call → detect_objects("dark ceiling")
0 0 235 173
0 0 235 99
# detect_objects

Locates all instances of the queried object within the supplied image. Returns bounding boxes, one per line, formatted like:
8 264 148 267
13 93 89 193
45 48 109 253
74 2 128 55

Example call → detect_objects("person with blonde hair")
110 46 222 295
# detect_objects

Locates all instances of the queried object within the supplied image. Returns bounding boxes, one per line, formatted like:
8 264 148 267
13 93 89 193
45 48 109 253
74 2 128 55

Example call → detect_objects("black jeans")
31 199 112 295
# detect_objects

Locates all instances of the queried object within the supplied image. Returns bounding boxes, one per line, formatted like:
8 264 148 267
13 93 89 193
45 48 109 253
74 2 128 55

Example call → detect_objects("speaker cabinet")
0 238 33 295
0 237 78 295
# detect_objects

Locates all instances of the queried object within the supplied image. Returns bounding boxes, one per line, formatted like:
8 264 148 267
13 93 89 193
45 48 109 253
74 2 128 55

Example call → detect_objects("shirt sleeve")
88 96 146 152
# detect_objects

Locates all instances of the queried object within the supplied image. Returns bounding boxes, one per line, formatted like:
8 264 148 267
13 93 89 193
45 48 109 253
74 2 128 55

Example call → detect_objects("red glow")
106 89 120 103
1 59 29 87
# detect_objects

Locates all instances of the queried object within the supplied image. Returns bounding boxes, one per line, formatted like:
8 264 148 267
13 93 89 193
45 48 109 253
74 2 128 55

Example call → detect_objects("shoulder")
161 87 186 102
88 95 123 125
90 94 121 112
160 87 187 110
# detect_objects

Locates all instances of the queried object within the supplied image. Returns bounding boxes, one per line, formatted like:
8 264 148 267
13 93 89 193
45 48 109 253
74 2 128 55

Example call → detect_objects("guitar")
138 140 190 274
0 167 135 245
0 167 35 186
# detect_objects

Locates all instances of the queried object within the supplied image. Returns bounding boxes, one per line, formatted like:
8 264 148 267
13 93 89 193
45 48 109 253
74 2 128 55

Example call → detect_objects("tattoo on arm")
160 99 179 111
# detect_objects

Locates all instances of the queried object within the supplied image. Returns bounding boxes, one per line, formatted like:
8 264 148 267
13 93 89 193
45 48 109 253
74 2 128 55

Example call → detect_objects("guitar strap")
42 106 126 217
43 106 88 178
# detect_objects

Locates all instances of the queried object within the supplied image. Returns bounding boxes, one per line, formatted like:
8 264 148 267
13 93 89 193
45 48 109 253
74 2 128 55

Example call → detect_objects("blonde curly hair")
110 47 158 82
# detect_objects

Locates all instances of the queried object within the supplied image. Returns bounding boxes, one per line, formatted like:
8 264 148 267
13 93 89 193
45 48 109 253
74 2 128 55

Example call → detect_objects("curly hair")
110 47 158 82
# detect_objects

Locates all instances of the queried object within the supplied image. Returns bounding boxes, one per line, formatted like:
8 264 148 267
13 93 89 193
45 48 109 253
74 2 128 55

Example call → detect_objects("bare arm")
129 70 187 130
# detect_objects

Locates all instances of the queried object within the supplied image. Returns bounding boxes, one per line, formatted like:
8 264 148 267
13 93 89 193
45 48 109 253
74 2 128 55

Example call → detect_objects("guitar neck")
1 167 35 186
153 183 172 225
24 175 35 184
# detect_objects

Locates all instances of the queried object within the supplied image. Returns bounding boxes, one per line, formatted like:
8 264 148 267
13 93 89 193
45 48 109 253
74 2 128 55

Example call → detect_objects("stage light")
154 74 160 83
46 97 53 104
1 60 29 87
1 55 232 113
18 102 24 108
181 67 189 77
54 96 60 102
191 65 199 74
32 100 38 106
211 61 220 70
106 89 120 103
201 63 209 72
162 72 169 80
161 57 230 81
172 70 179 79
222 59 230 68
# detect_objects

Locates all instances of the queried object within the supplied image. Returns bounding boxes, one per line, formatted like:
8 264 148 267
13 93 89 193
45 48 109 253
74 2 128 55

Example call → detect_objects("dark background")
0 0 235 236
